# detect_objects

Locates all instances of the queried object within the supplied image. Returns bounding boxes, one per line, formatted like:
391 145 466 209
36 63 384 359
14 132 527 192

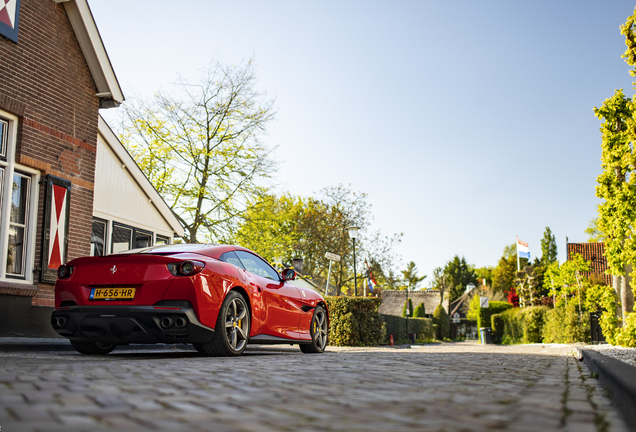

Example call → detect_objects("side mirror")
281 268 296 281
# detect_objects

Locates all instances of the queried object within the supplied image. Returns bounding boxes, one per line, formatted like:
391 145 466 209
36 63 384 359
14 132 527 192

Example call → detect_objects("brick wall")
0 0 100 305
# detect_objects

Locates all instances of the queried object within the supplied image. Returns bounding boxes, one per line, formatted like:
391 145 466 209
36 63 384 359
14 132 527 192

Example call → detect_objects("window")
91 218 107 256
134 229 152 249
112 223 132 253
234 250 280 281
219 251 245 269
155 234 169 245
0 118 7 160
6 173 30 277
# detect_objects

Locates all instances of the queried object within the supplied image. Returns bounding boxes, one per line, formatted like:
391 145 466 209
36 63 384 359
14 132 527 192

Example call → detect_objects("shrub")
491 313 505 344
478 301 513 330
542 302 590 344
523 306 548 343
432 305 450 340
585 283 619 345
402 298 414 317
413 302 426 318
381 314 434 342
325 297 384 346
615 312 636 348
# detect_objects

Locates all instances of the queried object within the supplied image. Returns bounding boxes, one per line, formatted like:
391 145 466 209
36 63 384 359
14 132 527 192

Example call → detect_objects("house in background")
0 0 183 336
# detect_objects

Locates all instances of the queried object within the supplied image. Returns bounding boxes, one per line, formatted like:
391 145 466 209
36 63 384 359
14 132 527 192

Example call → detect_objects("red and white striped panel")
48 184 67 269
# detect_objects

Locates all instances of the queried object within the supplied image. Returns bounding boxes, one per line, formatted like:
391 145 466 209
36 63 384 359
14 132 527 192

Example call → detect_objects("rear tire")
300 306 328 354
199 291 250 357
70 340 117 355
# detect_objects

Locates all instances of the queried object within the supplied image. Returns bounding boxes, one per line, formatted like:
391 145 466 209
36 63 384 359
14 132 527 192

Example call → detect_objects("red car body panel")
53 244 328 346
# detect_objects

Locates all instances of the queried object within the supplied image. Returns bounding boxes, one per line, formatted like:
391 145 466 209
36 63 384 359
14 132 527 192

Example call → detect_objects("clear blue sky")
92 1 636 284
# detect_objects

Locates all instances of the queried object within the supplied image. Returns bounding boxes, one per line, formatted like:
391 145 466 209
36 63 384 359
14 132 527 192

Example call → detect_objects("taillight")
167 260 205 276
57 265 73 279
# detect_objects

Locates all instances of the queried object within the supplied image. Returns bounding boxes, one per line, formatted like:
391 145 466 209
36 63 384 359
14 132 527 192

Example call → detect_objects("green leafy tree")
413 303 426 317
443 256 478 302
400 261 426 291
492 244 518 294
585 218 605 242
540 227 558 265
122 59 275 243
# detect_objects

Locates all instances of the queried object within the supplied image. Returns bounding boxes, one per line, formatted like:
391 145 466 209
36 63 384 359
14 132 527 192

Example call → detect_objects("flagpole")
516 236 520 272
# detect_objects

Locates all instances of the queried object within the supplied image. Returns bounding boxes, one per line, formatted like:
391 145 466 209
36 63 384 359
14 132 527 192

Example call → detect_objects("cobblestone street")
0 342 628 431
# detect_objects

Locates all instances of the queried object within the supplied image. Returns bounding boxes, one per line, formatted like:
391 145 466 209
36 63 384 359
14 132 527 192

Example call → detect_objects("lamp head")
347 226 360 239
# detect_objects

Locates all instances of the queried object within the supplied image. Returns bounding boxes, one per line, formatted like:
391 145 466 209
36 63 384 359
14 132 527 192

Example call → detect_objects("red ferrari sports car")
51 244 329 356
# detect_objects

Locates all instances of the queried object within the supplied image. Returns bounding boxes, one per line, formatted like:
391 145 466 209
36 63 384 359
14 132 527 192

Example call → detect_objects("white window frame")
0 110 39 282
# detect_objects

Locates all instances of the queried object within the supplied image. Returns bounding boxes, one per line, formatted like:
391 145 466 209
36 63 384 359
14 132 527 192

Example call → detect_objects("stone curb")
575 347 636 432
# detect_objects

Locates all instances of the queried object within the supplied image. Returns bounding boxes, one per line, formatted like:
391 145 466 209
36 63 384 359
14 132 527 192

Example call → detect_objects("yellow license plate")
90 287 136 300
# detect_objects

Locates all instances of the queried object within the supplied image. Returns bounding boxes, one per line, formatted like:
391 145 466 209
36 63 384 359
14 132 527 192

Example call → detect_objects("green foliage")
542 303 590 344
400 261 426 291
443 256 478 302
413 302 426 318
466 294 480 322
615 312 636 347
381 315 434 343
594 89 634 279
493 244 518 294
540 227 558 265
478 301 513 331
586 283 620 344
585 218 605 242
235 186 402 295
121 60 276 243
432 305 450 340
325 297 383 346
491 313 506 344
492 307 548 345
402 298 414 317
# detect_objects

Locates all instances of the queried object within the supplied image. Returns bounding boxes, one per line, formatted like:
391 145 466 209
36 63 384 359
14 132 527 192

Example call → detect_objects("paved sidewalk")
0 341 628 431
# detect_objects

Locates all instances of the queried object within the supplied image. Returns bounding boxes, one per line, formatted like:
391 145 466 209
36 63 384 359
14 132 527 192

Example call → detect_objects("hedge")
402 299 414 317
413 302 426 318
478 301 513 330
432 304 450 340
325 297 384 346
542 302 590 344
491 306 548 344
381 314 434 342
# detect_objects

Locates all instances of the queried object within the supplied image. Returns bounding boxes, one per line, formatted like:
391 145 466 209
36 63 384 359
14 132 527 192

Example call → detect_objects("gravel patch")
581 344 636 367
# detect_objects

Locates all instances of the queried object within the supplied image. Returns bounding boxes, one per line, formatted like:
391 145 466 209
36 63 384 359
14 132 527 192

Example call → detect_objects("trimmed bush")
492 306 548 345
478 301 513 330
381 314 434 342
542 302 590 344
432 305 450 340
402 298 414 317
413 302 426 318
325 297 384 346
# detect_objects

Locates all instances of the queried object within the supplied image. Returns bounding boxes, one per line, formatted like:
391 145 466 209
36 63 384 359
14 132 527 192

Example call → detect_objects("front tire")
70 340 117 355
300 306 328 354
199 291 250 356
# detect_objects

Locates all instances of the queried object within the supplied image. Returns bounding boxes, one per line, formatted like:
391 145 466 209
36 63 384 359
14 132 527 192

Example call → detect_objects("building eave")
55 0 124 108
97 116 184 237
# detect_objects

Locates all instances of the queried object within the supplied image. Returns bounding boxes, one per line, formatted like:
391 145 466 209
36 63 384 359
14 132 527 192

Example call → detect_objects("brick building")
566 242 611 285
0 0 183 336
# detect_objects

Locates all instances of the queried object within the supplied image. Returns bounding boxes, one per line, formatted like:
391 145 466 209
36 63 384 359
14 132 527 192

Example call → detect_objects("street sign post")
480 297 489 308
324 252 341 296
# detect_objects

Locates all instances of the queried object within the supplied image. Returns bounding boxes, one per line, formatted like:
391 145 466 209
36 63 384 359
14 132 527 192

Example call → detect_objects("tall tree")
400 261 426 291
443 256 478 302
594 89 634 321
121 59 276 243
492 244 518 294
540 227 558 265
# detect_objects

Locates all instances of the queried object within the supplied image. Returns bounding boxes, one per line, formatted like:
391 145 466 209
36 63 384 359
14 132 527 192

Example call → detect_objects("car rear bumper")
51 304 215 344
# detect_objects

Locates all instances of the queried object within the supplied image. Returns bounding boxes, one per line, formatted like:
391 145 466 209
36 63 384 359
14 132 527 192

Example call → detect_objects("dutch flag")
517 237 530 259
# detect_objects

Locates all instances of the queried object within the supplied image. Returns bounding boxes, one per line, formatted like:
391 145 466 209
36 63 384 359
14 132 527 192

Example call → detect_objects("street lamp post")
347 226 360 297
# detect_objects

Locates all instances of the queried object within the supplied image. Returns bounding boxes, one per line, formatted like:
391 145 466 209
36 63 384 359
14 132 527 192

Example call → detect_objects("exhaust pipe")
160 316 174 329
51 316 68 329
175 317 187 328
